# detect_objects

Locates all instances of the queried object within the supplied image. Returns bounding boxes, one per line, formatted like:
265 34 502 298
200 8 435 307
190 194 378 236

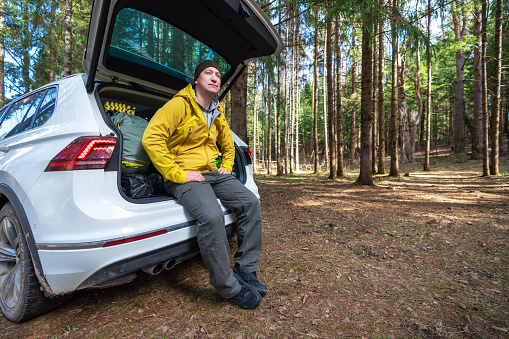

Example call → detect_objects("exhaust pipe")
163 259 177 271
141 262 164 275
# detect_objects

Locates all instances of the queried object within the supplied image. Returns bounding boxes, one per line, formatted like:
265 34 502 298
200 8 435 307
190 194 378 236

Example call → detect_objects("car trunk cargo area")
96 84 247 201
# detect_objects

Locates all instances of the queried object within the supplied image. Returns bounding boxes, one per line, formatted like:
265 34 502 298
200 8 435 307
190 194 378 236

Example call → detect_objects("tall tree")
326 17 337 179
471 6 483 160
398 56 409 163
276 7 284 176
335 15 344 177
389 0 399 177
490 0 503 175
408 37 423 163
424 0 432 171
451 0 469 153
377 2 386 174
231 68 249 143
358 9 374 185
481 0 489 175
349 33 357 162
63 0 73 76
313 5 319 173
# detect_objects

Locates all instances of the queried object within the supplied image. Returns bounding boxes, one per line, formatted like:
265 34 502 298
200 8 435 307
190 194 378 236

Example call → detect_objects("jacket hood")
174 84 224 113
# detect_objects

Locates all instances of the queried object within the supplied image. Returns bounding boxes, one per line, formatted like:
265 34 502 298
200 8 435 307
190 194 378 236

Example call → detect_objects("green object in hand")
216 156 222 168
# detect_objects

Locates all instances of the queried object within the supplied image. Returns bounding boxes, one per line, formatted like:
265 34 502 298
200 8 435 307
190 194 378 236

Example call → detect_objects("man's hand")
185 171 205 182
217 168 230 175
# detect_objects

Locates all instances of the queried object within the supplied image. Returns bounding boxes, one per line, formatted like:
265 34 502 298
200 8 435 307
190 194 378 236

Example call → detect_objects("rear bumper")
37 219 237 295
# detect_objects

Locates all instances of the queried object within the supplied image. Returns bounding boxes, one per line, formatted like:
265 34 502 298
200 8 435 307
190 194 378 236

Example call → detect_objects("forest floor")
1 147 509 338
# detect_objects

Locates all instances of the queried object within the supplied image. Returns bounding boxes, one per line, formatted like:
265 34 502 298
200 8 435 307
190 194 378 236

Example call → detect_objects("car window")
0 92 40 140
16 90 46 133
109 8 231 84
32 88 58 128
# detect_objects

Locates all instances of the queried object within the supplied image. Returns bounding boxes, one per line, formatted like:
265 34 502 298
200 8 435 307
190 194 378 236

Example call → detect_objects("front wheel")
0 202 69 322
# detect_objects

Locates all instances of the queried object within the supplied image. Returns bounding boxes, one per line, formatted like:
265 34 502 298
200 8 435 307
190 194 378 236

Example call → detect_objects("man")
142 60 266 309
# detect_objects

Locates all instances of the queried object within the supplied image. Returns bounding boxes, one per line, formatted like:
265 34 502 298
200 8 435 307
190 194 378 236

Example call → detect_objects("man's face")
194 66 221 95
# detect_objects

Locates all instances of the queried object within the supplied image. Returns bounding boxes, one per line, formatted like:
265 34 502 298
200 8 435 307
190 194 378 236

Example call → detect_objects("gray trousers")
164 171 262 298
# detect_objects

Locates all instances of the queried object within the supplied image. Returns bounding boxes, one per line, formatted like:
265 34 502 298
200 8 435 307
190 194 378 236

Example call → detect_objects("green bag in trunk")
109 110 151 174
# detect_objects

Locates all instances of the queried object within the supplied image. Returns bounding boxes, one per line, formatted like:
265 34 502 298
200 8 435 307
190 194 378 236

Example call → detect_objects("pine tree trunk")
389 0 399 177
323 32 329 168
252 63 258 173
277 54 283 176
326 19 337 179
63 0 73 77
335 16 344 177
231 69 249 143
313 5 319 173
481 0 489 175
377 3 386 174
358 15 374 185
471 6 483 160
372 22 378 174
277 6 284 176
490 0 503 175
409 26 423 164
399 59 411 164
267 66 272 175
424 0 432 171
451 0 468 153
48 0 57 82
349 37 357 162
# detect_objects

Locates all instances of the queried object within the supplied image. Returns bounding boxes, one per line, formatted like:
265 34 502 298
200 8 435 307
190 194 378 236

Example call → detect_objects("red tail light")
244 147 252 164
45 137 116 172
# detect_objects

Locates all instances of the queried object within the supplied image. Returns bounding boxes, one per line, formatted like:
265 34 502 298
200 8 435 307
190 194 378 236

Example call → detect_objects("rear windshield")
109 8 231 84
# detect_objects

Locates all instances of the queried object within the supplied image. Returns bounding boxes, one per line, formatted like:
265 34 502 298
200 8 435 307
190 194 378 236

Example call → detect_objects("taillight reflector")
244 147 252 164
45 137 116 171
103 230 167 247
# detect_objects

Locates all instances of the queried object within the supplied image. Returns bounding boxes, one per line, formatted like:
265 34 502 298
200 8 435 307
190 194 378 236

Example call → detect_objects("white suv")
0 0 282 322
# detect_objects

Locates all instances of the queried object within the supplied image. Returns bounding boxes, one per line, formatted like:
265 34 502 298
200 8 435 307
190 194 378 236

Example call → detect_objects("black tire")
0 202 70 322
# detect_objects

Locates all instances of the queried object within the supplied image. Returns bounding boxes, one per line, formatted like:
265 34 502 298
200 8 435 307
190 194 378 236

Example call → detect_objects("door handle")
0 146 11 152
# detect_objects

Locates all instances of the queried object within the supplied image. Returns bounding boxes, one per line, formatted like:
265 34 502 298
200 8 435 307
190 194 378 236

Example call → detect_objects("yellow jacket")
142 84 235 184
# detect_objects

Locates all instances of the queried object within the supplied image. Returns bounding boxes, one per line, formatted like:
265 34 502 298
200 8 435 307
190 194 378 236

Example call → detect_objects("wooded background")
0 0 507 183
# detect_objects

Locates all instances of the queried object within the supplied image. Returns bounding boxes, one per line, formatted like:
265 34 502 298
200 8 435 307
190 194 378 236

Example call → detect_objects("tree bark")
335 16 344 177
490 0 503 175
326 18 337 179
407 37 423 164
389 0 399 177
252 63 258 173
451 0 468 153
471 6 483 160
230 69 249 143
377 2 386 174
63 0 73 77
313 5 319 173
276 6 284 176
424 0 432 171
349 36 357 162
267 65 273 175
398 58 410 164
48 0 57 82
372 24 378 175
357 15 374 185
481 0 489 175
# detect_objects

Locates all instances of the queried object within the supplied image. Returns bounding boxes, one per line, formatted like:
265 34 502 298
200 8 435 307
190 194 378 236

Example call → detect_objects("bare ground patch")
1 152 508 338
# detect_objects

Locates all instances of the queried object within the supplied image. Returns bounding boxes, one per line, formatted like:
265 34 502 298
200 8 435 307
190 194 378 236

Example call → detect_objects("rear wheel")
0 203 69 322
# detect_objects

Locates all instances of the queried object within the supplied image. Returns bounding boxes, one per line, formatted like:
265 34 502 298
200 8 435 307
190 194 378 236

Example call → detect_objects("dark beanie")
194 60 220 81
